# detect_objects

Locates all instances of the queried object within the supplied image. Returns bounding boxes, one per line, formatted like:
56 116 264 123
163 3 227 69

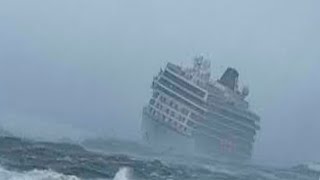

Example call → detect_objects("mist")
0 0 319 166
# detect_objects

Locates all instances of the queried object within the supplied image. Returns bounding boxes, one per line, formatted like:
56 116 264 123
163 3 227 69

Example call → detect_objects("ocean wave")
0 166 135 180
113 167 134 180
0 166 81 180
0 136 318 180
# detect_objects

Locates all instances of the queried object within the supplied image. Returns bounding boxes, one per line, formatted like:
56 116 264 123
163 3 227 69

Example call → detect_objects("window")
170 111 175 117
153 92 159 98
181 108 189 115
149 99 155 105
182 117 186 122
174 104 178 110
160 96 166 103
169 101 174 107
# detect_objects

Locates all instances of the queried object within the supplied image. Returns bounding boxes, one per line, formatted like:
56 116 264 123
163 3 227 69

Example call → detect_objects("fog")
0 0 319 166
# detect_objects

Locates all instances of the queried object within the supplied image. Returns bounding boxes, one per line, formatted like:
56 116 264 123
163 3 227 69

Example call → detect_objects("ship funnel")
219 67 239 91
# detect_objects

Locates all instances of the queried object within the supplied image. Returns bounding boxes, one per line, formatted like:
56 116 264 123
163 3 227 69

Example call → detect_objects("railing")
165 67 207 98
153 82 207 115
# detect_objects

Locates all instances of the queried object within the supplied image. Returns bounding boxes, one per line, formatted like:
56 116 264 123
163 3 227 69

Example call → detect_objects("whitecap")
0 166 80 180
113 167 133 180
202 164 237 176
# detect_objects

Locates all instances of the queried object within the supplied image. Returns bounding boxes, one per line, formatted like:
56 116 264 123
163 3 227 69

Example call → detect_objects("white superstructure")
142 57 260 160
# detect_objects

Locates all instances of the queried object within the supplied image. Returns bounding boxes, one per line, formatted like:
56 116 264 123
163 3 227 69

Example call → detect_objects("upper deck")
150 58 260 133
165 58 260 122
143 57 261 159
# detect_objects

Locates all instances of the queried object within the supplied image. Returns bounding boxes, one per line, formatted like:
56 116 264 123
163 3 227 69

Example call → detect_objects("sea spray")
0 136 318 180
0 166 80 180
113 167 133 180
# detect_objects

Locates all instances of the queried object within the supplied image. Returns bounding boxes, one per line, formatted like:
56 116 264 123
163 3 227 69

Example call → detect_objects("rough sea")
0 136 319 180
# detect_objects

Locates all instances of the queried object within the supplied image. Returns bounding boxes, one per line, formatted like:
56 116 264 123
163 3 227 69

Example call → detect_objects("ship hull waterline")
142 110 250 161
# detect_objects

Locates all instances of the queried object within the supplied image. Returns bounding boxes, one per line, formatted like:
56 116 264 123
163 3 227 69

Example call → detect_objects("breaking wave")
0 166 80 180
0 136 319 180
113 167 133 180
0 166 133 180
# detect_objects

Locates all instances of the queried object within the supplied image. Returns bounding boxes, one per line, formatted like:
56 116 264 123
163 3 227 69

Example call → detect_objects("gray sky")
0 0 319 165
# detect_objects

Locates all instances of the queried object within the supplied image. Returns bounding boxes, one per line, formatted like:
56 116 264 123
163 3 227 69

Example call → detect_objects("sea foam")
0 166 80 180
0 166 129 180
113 167 133 180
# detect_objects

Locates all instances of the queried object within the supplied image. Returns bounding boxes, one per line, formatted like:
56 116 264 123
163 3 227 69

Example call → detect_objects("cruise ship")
141 56 260 161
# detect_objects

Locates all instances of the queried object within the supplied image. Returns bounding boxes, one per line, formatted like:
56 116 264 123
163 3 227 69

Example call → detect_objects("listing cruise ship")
141 56 260 160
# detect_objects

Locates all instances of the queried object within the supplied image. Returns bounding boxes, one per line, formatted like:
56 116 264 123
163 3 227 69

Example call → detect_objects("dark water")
0 136 318 180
